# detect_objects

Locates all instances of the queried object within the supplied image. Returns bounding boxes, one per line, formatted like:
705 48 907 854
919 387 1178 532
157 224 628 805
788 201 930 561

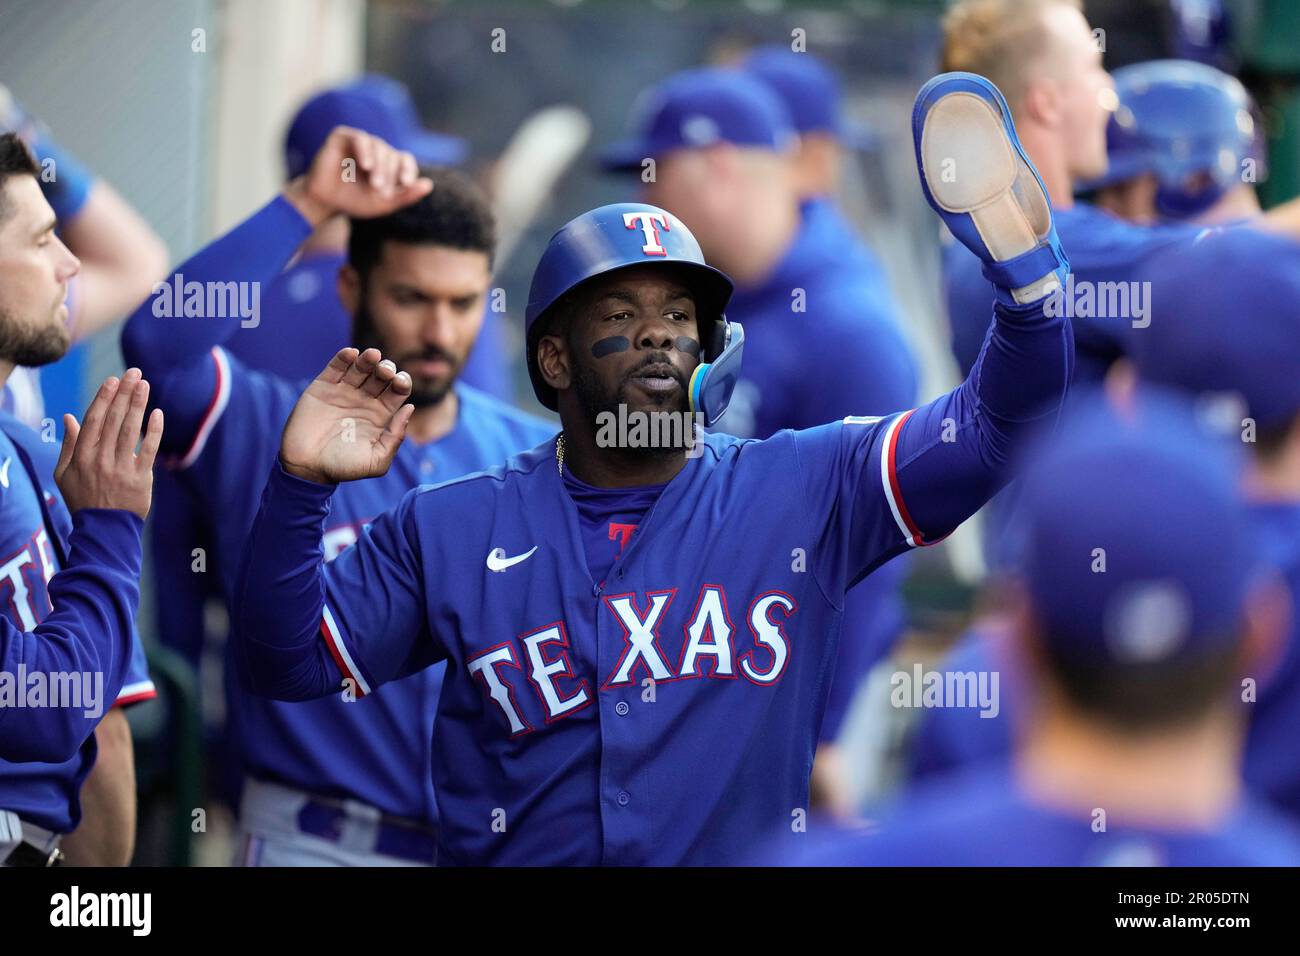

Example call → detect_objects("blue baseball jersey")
121 196 552 824
0 413 155 832
946 201 1206 383
233 286 1073 865
221 249 514 401
713 196 919 742
782 764 1300 866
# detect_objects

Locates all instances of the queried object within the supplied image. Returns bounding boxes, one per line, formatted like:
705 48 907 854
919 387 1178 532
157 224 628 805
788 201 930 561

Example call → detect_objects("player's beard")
351 300 459 409
570 350 694 457
0 301 71 368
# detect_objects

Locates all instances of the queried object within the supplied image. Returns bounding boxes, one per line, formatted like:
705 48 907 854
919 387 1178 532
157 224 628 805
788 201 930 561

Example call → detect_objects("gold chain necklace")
556 432 566 475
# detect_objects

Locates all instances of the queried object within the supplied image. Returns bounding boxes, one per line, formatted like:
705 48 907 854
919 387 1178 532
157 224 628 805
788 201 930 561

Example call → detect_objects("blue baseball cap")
1017 389 1255 667
740 46 877 150
1133 227 1300 431
284 74 468 180
600 67 795 173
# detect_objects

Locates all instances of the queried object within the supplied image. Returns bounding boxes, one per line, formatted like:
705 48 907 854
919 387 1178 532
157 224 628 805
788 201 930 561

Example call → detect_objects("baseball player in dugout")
602 59 918 816
0 133 162 868
120 128 551 866
232 70 1074 865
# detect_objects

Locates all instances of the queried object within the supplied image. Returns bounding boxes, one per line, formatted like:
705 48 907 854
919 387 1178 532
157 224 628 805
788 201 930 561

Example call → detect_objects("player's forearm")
232 462 344 702
120 195 313 375
0 509 143 763
893 298 1073 537
58 708 136 866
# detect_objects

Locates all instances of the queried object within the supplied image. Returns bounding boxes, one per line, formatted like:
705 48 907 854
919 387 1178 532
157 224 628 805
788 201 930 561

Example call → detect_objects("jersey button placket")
597 562 643 864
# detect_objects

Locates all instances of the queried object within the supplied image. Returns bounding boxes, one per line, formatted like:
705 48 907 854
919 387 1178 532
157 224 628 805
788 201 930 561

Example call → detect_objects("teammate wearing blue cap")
1133 228 1300 823
231 72 1075 865
605 64 919 814
0 83 168 425
783 394 1300 866
224 74 509 392
121 128 551 865
1081 60 1266 226
0 134 158 868
144 74 511 804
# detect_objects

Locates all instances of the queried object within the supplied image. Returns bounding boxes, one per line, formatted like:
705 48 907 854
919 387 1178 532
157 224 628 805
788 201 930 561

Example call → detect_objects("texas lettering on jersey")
467 583 794 735
0 517 57 629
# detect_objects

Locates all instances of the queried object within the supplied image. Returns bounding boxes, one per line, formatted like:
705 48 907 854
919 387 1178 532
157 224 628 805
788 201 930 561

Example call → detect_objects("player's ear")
1018 80 1058 128
338 263 362 316
536 331 572 394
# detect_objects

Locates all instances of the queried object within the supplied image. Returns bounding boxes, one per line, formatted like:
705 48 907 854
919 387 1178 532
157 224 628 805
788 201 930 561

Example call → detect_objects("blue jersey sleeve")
119 196 312 457
166 346 297 524
796 294 1072 595
232 464 442 702
0 509 143 763
113 630 156 709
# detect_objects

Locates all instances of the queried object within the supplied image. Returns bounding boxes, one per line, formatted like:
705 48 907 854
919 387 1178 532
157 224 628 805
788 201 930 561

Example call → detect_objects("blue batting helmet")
1080 59 1264 219
524 203 741 426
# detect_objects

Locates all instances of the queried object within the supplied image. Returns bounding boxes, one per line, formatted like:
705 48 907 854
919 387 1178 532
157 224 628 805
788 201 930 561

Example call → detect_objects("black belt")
3 842 64 867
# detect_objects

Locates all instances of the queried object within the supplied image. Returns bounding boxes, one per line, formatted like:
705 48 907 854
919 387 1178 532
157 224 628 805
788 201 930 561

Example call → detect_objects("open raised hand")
279 347 415 485
55 368 164 520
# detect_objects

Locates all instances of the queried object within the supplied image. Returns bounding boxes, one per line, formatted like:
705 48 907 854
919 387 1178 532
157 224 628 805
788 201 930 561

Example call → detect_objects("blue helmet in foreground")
1080 60 1264 219
525 204 742 426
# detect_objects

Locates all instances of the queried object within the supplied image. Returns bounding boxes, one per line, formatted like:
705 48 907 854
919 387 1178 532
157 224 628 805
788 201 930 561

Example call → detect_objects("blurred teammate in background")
1080 59 1266 226
740 46 885 268
121 129 551 866
0 84 168 425
786 394 1300 866
602 66 917 815
1134 229 1300 822
146 76 513 803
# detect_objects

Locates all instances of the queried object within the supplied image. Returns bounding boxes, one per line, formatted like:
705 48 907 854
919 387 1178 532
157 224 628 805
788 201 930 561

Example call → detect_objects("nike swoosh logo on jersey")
486 546 538 572
0 458 10 489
